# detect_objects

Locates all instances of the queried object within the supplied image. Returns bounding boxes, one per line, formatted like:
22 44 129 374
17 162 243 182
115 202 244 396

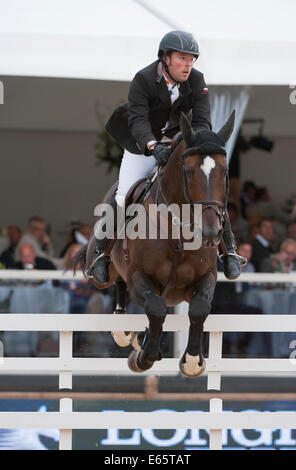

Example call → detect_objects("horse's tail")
73 244 88 276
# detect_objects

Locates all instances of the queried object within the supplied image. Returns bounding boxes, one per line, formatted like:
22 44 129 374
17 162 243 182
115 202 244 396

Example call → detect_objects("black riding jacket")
105 60 211 155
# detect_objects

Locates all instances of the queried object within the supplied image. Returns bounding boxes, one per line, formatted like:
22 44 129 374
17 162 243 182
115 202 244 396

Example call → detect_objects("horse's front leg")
111 277 132 347
179 272 216 378
128 270 168 372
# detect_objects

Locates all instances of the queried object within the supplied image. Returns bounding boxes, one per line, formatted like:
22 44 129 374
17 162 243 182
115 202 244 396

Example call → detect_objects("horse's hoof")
111 330 131 347
111 309 131 347
179 353 206 378
127 350 145 373
127 350 154 373
113 309 126 315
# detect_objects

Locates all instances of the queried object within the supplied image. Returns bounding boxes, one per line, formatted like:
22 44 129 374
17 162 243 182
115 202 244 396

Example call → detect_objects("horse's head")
180 111 234 248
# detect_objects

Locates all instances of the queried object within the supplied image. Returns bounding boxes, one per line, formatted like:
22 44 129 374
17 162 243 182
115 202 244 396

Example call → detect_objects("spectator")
16 216 59 267
247 187 296 246
247 213 261 240
62 243 84 272
237 241 255 273
61 243 100 353
213 240 263 357
78 224 92 243
260 238 296 273
12 244 60 356
246 187 273 220
15 243 56 270
59 229 76 258
61 244 94 314
246 187 296 231
227 202 250 241
240 181 256 219
234 242 256 296
60 224 92 258
287 222 296 241
0 225 22 268
251 218 275 272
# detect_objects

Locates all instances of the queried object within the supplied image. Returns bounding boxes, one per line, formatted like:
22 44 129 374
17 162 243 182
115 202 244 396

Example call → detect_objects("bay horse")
77 111 234 378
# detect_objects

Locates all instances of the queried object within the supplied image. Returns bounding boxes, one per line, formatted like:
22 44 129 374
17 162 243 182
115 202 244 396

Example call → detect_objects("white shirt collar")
256 234 270 248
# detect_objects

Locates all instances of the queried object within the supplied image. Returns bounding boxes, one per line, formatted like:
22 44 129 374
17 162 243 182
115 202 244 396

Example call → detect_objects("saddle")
124 133 181 206
125 173 156 207
104 133 182 259
103 171 158 261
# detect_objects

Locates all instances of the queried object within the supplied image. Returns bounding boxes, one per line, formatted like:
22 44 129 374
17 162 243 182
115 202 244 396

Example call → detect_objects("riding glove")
151 144 171 167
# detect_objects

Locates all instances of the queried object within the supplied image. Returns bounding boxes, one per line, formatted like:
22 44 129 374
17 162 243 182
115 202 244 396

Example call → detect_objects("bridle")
182 147 229 227
155 146 229 231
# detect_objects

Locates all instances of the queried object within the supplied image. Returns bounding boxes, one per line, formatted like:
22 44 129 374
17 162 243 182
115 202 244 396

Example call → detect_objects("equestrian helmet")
158 31 199 59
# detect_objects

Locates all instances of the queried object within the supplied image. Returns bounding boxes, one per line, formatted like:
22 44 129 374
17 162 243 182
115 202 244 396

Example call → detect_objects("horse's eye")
184 168 194 179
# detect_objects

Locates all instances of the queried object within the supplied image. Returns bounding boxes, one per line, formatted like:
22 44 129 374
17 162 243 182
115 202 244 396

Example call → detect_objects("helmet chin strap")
162 61 182 86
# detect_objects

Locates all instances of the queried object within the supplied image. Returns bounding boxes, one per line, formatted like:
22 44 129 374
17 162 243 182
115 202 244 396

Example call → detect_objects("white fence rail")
1 270 296 450
1 269 296 283
0 313 295 450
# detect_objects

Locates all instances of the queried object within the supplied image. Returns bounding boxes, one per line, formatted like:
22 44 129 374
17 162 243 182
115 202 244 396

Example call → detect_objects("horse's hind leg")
111 278 132 347
179 272 216 378
114 277 127 314
127 270 168 373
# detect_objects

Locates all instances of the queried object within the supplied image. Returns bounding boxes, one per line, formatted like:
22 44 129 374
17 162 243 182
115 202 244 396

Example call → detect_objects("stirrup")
86 251 109 278
219 251 247 267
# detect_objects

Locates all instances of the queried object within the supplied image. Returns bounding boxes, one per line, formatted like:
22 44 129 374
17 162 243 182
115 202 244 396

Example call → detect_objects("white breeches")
115 149 157 207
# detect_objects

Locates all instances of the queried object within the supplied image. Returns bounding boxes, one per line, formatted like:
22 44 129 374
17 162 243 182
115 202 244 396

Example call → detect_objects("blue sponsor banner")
0 399 295 450
0 399 59 450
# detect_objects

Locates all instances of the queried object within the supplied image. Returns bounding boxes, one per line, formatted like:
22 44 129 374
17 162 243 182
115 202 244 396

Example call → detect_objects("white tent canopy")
1 0 296 85
1 0 296 247
0 0 295 139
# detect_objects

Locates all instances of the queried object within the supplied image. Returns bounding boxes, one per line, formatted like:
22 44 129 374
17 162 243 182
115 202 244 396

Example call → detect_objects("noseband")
182 147 229 225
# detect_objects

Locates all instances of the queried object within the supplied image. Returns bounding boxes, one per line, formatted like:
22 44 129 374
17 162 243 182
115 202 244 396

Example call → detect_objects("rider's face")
164 51 196 83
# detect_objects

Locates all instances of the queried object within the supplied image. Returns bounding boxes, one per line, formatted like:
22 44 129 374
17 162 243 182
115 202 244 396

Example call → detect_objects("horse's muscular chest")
144 252 215 289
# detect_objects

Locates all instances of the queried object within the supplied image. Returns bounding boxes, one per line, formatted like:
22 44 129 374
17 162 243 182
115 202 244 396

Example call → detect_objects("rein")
152 143 229 300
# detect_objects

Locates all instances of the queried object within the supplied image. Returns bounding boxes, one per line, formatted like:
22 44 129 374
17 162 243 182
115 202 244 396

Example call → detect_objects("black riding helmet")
158 30 199 60
158 31 199 84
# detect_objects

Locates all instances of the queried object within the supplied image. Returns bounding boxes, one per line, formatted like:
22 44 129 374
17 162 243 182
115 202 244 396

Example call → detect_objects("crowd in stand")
228 181 296 274
2 181 296 276
0 216 153 357
0 216 92 271
1 180 296 358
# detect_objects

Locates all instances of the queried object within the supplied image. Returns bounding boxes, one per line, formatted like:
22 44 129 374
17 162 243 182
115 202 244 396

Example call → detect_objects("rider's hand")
151 143 171 166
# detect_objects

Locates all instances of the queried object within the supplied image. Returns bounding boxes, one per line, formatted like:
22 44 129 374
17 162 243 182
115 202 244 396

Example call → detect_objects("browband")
183 145 227 158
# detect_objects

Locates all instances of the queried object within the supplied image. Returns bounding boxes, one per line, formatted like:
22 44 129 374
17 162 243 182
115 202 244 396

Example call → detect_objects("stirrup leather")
219 251 247 267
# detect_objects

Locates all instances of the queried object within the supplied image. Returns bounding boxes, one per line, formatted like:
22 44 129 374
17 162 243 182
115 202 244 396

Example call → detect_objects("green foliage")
94 104 123 174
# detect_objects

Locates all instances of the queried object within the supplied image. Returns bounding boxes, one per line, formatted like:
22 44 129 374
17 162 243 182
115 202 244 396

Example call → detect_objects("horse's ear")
217 110 235 144
180 112 195 147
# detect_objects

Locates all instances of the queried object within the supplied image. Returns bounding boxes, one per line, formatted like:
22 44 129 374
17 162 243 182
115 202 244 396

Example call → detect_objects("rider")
89 30 246 283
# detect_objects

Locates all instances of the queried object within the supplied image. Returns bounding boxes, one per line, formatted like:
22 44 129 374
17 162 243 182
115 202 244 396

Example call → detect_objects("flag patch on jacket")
202 87 208 95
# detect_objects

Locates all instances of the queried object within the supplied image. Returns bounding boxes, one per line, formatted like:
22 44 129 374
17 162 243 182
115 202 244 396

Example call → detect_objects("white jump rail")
0 313 296 450
1 269 296 283
0 270 296 450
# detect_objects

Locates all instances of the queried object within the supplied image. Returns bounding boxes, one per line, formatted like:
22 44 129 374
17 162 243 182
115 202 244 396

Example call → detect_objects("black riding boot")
220 210 247 280
88 197 118 284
